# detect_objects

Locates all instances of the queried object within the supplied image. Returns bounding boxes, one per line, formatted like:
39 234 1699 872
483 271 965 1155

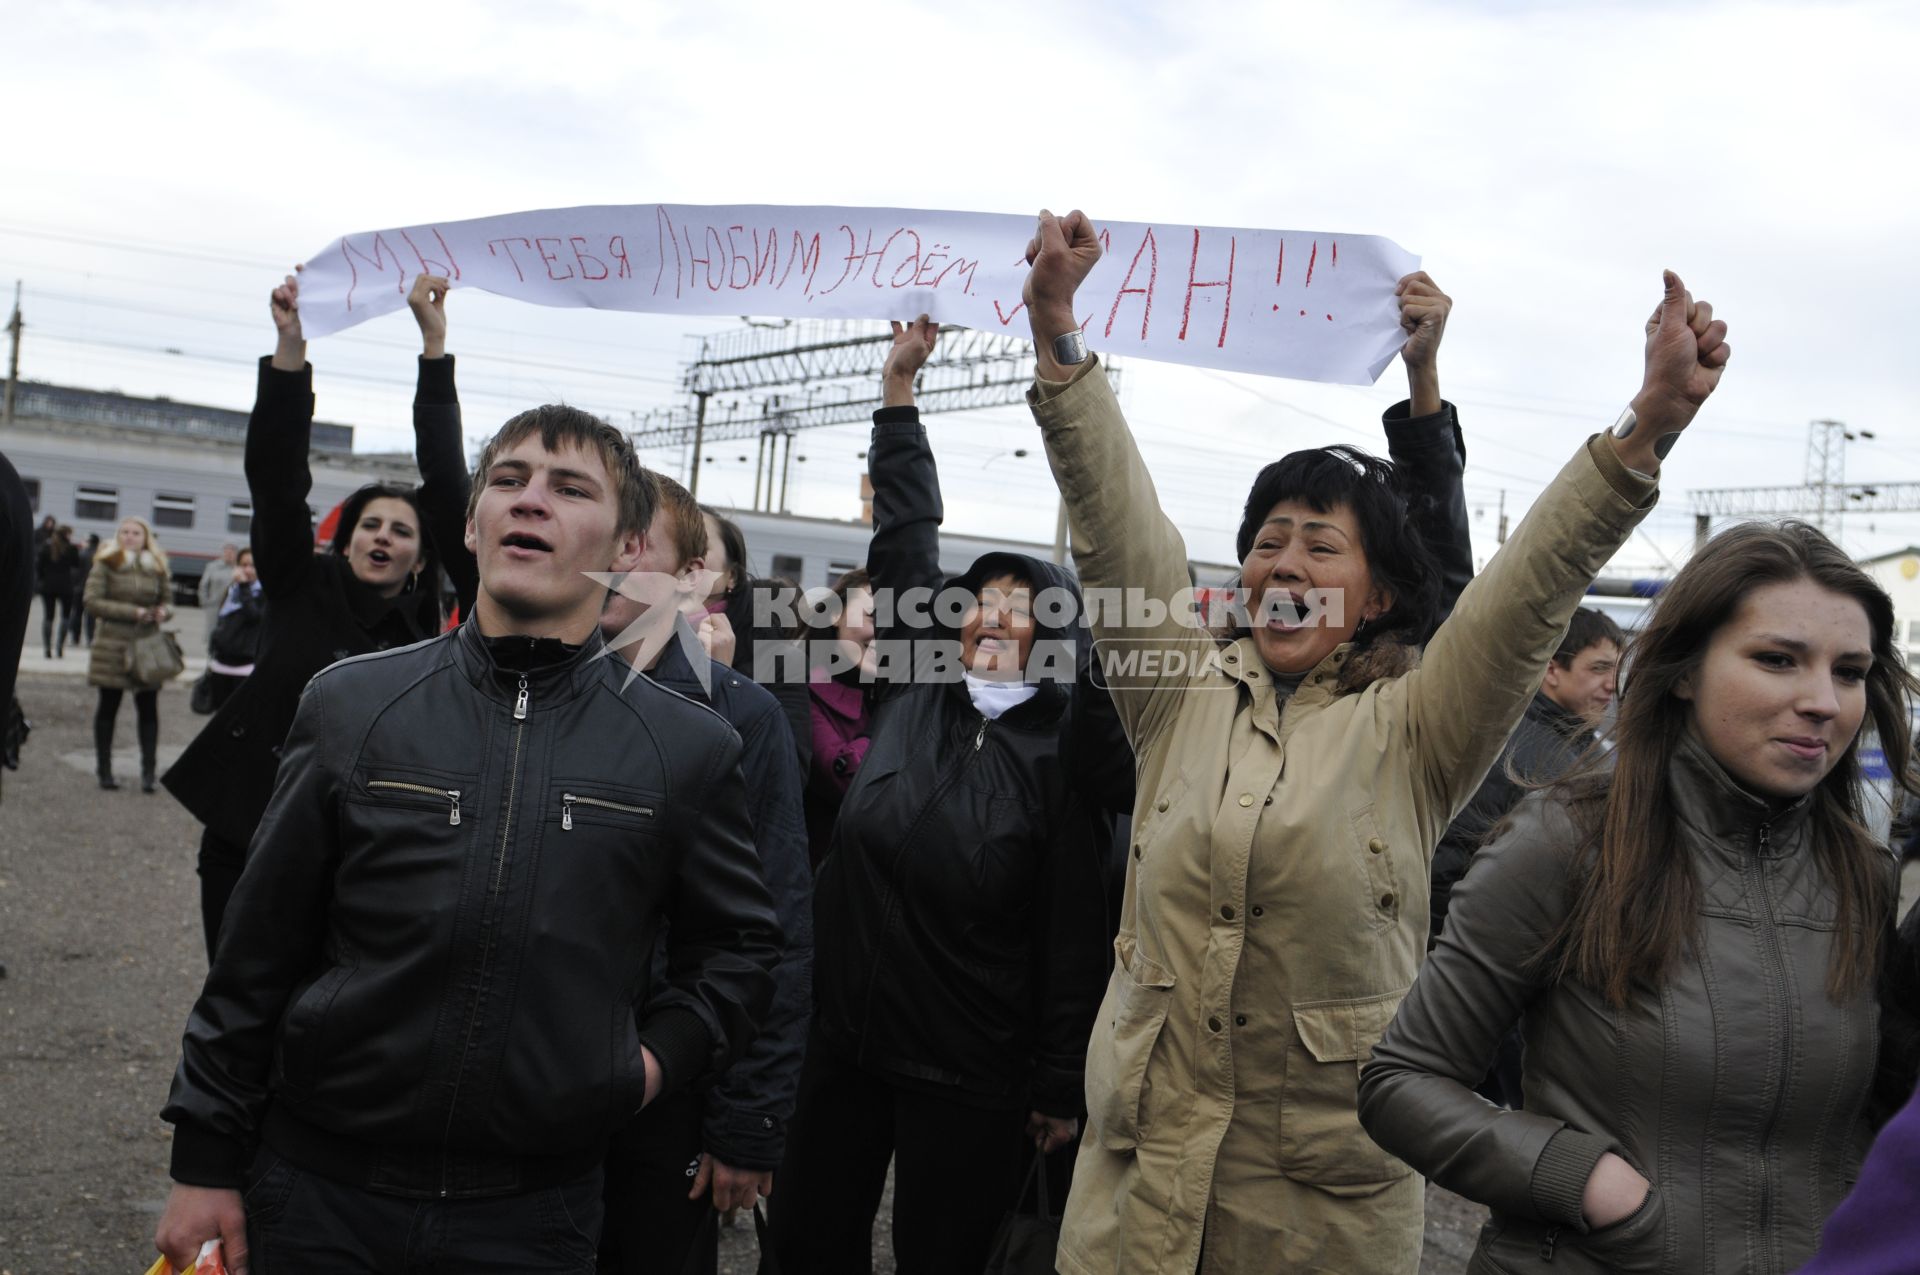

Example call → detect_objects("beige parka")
1028 361 1657 1275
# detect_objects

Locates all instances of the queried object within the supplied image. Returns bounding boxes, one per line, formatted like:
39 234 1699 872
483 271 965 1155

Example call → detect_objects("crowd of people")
4 208 1917 1275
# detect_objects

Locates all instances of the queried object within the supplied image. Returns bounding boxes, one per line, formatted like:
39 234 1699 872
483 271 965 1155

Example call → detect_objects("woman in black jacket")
767 318 1112 1275
163 272 468 960
200 546 265 714
34 525 78 659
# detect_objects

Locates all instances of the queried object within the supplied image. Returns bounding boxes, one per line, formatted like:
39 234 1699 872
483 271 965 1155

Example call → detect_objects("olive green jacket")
1359 734 1886 1274
1028 360 1657 1275
84 554 171 691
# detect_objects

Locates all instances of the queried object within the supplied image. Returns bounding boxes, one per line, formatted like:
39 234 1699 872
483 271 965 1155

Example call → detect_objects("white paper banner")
295 204 1419 385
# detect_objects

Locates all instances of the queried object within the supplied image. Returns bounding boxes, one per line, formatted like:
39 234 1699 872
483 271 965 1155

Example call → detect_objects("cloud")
5 0 1916 568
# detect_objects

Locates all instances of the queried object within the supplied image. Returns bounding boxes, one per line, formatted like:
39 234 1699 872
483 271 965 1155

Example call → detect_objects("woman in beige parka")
1018 209 1730 1275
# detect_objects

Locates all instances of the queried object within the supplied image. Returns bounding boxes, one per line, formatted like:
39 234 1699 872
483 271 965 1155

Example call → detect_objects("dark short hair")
1553 607 1624 668
645 470 708 572
1235 445 1440 649
468 405 654 538
700 506 752 611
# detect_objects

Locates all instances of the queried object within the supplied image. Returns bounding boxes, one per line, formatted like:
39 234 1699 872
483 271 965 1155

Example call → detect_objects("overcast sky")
5 0 1916 573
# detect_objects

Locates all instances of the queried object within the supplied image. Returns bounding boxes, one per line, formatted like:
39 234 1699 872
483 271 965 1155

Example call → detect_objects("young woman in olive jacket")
162 273 465 960
1360 521 1919 1274
84 516 174 791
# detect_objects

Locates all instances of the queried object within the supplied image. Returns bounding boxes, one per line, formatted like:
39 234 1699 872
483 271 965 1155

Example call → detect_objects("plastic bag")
144 1238 228 1275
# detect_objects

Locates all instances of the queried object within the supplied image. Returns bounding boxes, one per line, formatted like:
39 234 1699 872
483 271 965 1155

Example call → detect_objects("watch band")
1051 330 1089 366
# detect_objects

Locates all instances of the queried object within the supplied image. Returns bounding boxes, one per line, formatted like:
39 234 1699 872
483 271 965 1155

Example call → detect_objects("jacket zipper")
439 674 530 1196
1751 818 1788 1273
562 793 654 831
1539 1226 1558 1262
975 717 989 750
367 780 462 827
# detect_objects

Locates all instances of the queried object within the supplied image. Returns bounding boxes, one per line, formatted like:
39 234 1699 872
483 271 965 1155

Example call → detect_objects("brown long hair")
1551 521 1915 1007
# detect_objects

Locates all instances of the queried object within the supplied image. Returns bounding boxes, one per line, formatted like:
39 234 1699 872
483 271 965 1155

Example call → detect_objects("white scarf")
963 672 1038 720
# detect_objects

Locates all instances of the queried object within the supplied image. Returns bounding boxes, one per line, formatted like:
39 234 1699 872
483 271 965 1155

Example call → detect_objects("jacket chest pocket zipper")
368 780 463 826
561 793 654 831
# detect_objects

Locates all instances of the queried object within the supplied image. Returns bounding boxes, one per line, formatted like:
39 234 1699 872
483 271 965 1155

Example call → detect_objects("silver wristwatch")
1051 330 1089 366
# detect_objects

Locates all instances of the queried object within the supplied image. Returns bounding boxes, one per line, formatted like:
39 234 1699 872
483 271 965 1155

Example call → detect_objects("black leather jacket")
810 409 1110 1117
163 622 782 1196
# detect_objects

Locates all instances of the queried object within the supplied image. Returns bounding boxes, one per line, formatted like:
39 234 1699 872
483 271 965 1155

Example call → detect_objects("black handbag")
189 670 217 715
983 1150 1061 1275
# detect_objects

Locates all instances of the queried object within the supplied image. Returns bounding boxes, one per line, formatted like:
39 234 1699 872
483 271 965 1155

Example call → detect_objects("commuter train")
2 382 409 603
4 379 1239 605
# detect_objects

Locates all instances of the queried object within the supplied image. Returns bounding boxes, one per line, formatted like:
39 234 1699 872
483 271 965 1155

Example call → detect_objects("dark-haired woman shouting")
1360 520 1918 1273
164 272 466 960
1021 208 1726 1275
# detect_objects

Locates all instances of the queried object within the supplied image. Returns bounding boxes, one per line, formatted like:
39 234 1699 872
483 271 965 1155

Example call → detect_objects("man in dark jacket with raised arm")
154 329 781 1274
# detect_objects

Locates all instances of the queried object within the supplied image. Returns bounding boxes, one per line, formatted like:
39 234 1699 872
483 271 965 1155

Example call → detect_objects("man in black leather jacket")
154 400 781 1275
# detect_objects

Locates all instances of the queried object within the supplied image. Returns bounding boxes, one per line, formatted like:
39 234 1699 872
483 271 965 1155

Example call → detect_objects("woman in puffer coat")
1019 211 1721 1274
84 516 173 791
1361 521 1919 1274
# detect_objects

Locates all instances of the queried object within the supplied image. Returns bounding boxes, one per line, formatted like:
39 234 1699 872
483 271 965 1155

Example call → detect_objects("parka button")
1379 892 1396 909
1221 905 1235 920
1368 838 1386 854
1207 1016 1223 1033
1235 1015 1248 1027
1251 905 1264 918
1132 844 1142 861
1238 794 1253 807
1156 798 1170 813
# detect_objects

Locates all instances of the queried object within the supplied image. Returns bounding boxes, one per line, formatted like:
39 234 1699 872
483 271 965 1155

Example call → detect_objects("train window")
227 499 253 536
22 478 39 510
153 492 196 529
826 560 859 587
74 484 118 521
770 553 804 583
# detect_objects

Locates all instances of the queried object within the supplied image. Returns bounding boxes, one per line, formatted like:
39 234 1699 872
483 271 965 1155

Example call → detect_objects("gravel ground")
0 656 1488 1274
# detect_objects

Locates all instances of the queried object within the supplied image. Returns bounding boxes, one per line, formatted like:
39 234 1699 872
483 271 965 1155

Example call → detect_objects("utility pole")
1693 419 1884 538
687 389 711 498
778 433 795 513
1496 490 1508 546
3 281 21 427
1052 498 1069 566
